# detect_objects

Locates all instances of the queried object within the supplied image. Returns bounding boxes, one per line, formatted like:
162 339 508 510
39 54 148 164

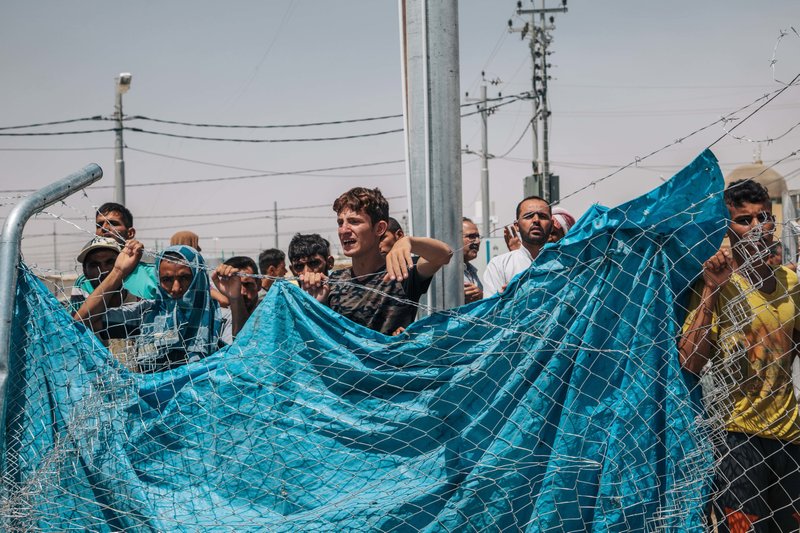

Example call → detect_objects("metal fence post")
0 163 103 476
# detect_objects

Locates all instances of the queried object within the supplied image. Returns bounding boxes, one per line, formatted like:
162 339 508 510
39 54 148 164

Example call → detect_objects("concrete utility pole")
52 223 58 271
400 0 464 310
480 83 490 239
114 73 132 205
273 201 279 249
465 76 500 239
509 0 566 203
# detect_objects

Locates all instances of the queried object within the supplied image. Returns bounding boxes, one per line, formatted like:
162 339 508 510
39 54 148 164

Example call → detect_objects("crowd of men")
66 180 799 529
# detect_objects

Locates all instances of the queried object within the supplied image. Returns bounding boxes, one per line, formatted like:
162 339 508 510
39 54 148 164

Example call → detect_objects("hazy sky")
1 0 798 270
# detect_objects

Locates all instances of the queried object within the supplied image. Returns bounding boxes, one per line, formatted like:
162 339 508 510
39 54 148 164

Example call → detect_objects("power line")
136 195 406 219
0 116 103 131
0 91 525 136
125 146 405 177
0 159 407 193
0 146 112 152
0 128 116 137
121 97 523 143
128 113 403 129
123 125 404 143
92 159 407 188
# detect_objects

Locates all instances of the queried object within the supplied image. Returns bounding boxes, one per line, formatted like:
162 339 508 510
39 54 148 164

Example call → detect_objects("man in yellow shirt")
680 179 800 532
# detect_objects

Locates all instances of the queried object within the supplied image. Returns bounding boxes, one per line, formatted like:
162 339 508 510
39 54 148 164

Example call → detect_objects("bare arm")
212 264 247 337
384 236 452 281
73 240 143 331
677 249 732 374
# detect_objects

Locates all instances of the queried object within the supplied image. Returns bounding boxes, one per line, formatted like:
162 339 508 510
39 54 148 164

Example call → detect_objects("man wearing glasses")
462 217 483 303
679 178 800 531
482 196 553 297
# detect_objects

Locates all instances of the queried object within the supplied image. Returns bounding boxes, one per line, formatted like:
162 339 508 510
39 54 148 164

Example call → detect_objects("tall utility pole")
509 0 566 203
52 223 58 271
273 201 279 248
114 73 132 205
466 75 498 239
479 83 490 239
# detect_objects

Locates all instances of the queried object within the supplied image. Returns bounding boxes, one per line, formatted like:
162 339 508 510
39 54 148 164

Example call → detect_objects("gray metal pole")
540 5 550 190
273 201 279 249
530 11 540 177
0 163 103 476
480 84 490 239
401 0 464 310
52 223 58 271
114 90 125 205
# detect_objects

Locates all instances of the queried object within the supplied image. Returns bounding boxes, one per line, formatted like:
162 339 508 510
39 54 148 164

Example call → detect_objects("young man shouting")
300 187 452 335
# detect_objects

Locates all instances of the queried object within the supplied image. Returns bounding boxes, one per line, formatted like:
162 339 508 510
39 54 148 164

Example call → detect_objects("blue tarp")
6 150 728 531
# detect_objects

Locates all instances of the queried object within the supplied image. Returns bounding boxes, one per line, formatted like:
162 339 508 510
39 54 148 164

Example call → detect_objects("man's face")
261 260 288 290
548 224 565 243
290 254 332 276
96 210 133 244
379 230 402 255
159 260 194 299
83 249 118 288
462 221 481 262
515 199 552 247
238 266 261 313
337 208 386 258
727 201 774 262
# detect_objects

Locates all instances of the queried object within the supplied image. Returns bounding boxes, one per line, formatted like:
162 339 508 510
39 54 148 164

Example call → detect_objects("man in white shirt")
483 196 552 297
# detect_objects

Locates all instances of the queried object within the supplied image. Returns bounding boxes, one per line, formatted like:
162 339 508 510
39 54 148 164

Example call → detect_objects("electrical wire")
91 159 406 188
122 125 404 143
0 116 103 131
0 128 116 137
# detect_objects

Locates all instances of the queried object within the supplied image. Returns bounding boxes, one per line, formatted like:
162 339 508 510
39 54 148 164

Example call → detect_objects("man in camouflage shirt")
300 187 452 335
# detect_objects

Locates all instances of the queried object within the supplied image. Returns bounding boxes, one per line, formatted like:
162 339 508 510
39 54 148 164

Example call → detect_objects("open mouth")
341 238 357 248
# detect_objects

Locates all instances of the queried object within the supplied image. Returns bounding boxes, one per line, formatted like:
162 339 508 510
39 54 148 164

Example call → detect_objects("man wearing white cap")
549 206 576 243
70 237 139 314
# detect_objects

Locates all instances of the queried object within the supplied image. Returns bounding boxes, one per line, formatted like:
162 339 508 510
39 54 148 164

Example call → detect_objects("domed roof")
725 160 786 197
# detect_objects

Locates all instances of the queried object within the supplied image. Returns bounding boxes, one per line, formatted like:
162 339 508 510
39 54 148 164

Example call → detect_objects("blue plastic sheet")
6 150 727 531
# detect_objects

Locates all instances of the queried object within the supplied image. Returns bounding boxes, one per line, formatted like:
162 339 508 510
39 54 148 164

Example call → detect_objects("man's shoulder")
328 268 352 282
124 262 159 299
488 250 517 266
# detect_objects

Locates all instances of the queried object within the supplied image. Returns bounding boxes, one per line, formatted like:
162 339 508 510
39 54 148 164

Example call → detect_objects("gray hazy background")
1 1 798 271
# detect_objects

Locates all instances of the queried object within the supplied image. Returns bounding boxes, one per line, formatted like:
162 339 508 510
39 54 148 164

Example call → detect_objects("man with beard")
462 217 483 303
483 196 552 297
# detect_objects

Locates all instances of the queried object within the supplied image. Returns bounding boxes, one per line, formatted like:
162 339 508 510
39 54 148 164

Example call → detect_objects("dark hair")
515 195 550 219
258 248 285 274
724 179 771 208
288 233 330 264
462 216 475 224
97 202 134 228
224 255 258 273
386 217 403 234
332 187 389 225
